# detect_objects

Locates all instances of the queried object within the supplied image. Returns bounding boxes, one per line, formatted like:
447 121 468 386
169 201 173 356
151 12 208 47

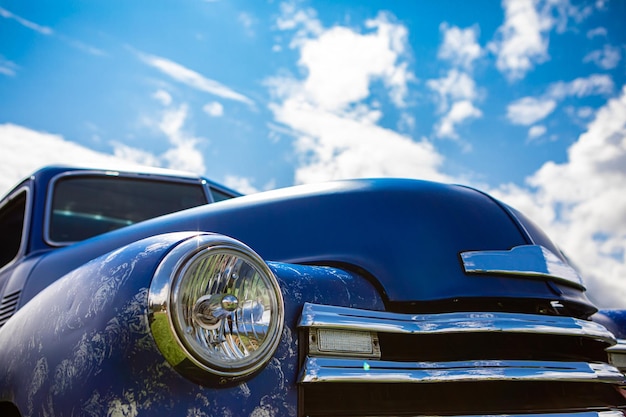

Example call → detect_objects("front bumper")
297 303 626 416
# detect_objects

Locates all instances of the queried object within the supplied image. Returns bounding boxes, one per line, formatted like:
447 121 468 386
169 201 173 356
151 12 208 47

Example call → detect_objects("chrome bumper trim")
608 339 626 354
298 303 616 345
299 357 626 384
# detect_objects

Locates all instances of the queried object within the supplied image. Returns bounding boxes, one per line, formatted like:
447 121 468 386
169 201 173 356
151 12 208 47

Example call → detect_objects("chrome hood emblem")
461 245 584 289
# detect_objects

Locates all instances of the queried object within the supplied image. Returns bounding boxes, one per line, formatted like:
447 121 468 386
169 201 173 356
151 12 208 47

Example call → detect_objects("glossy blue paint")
2 166 626 415
0 232 383 416
594 310 626 339
30 177 592 308
4 167 593 311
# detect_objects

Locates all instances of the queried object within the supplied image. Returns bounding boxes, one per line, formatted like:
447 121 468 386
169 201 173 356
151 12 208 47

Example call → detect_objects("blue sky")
1 0 626 307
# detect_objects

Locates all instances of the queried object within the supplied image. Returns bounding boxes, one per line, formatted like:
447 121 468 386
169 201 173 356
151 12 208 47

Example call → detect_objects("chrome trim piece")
461 245 584 289
608 339 626 354
299 356 626 384
44 170 211 246
298 303 616 345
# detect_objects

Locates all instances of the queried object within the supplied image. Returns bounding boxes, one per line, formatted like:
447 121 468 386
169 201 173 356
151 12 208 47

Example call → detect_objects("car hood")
28 178 594 310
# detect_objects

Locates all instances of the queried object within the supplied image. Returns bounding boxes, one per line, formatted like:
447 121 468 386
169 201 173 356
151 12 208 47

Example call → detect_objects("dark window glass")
50 176 208 243
0 191 27 269
210 187 238 202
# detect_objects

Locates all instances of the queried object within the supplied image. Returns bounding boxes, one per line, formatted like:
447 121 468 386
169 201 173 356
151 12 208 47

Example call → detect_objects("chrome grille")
297 303 626 416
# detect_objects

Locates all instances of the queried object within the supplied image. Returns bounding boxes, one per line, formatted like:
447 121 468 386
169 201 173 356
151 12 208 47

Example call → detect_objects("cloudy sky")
1 0 625 308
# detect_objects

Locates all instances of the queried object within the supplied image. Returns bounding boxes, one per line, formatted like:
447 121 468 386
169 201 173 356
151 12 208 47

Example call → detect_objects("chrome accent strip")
298 303 616 345
607 339 626 354
461 245 584 289
299 356 626 384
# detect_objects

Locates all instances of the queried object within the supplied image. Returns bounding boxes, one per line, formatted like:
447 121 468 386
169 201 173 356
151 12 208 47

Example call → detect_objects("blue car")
0 165 625 416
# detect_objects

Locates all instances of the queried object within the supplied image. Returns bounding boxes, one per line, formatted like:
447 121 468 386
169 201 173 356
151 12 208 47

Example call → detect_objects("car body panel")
0 232 383 416
0 166 624 416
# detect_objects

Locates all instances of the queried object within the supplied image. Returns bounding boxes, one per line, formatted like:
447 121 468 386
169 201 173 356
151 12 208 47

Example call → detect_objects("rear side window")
0 190 27 269
49 175 208 243
210 187 238 202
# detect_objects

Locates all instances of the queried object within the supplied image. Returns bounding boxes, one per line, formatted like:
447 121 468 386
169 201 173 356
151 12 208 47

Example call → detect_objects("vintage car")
0 165 625 416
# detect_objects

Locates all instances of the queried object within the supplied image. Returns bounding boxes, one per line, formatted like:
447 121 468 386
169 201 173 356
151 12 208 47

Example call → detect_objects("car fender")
0 231 384 416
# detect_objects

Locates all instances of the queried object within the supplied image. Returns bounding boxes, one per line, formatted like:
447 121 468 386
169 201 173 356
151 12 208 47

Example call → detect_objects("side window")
210 187 238 202
0 190 27 269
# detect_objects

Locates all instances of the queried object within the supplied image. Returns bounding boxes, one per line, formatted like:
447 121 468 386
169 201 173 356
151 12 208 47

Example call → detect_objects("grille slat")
298 302 626 416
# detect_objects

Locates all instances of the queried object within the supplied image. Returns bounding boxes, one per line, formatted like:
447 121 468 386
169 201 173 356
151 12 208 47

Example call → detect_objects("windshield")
49 175 208 243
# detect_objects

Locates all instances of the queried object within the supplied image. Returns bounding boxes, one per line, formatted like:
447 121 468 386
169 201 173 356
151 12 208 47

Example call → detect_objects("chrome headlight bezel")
148 233 284 382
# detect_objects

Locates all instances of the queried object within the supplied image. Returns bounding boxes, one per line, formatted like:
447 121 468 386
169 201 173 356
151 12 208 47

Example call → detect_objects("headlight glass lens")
149 234 284 380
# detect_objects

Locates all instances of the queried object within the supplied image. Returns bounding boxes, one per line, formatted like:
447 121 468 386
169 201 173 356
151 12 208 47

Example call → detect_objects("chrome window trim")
0 184 31 274
298 356 625 385
461 245 585 289
44 170 211 247
298 303 616 345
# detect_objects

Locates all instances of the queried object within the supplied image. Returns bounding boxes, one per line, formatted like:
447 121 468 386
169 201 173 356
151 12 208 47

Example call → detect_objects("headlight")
148 233 284 383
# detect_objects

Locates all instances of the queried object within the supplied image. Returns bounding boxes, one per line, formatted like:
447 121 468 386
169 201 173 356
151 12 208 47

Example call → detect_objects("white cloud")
238 12 256 37
583 44 622 70
429 22 485 140
0 124 142 196
270 98 449 184
488 0 552 81
138 52 254 106
111 142 162 167
0 56 18 77
427 69 481 138
156 104 206 174
507 97 557 125
436 100 482 139
223 175 259 194
492 86 626 308
507 74 613 126
528 124 547 139
276 2 323 46
547 74 614 99
270 5 448 184
152 90 172 106
112 95 207 175
427 70 478 112
438 23 482 69
203 101 224 117
0 6 53 35
489 0 599 81
0 7 107 58
296 12 413 111
587 27 607 38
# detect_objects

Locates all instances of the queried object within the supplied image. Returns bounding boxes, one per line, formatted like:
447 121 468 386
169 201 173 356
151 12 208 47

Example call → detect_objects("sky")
1 0 625 308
